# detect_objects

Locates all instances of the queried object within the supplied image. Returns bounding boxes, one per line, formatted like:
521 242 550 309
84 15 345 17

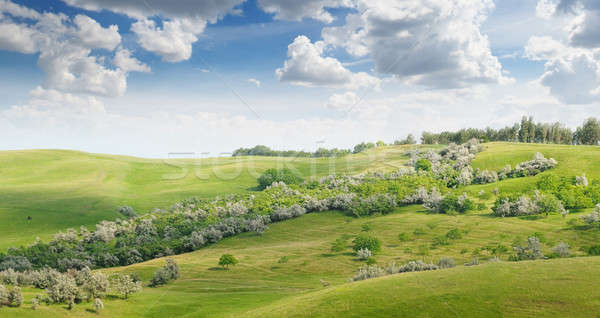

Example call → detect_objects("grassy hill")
0 146 421 249
2 142 600 317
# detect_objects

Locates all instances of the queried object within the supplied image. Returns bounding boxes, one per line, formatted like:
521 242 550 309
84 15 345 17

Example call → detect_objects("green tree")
576 117 600 145
257 168 303 189
219 254 238 269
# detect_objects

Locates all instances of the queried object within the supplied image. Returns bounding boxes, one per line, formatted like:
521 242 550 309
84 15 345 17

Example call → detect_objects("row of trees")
232 145 352 158
421 117 600 145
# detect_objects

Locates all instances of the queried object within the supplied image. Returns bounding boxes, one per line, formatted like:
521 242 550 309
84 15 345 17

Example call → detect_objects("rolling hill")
1 142 600 317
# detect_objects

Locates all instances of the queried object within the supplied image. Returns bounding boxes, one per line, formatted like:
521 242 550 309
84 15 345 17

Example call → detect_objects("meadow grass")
0 145 424 249
2 142 600 317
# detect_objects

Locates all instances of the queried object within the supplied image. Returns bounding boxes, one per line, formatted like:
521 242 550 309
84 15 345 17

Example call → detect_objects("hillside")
0 146 418 249
2 142 600 317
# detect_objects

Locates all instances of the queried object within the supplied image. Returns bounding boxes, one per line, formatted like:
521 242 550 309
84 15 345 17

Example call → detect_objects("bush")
7 286 22 307
513 237 543 260
0 256 32 272
350 194 396 217
331 238 347 252
218 254 238 269
588 245 600 256
112 274 141 299
118 206 137 219
397 232 409 242
386 261 439 274
492 192 566 217
94 298 104 313
257 168 303 190
437 257 456 269
352 235 381 254
356 248 372 260
350 265 385 281
150 259 179 287
415 159 432 172
552 242 571 258
427 193 474 214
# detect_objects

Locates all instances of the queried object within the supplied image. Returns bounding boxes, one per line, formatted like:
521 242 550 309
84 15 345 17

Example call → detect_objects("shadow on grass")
208 267 228 271
320 253 337 257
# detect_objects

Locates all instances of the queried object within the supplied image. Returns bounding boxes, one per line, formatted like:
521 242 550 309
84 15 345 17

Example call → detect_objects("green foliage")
218 254 238 269
277 256 289 264
352 234 381 254
350 194 396 217
330 237 347 253
415 159 432 172
257 168 303 190
445 228 462 240
150 259 179 287
397 232 409 242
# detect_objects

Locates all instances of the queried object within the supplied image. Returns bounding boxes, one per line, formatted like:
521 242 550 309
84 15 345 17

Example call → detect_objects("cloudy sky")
0 0 599 157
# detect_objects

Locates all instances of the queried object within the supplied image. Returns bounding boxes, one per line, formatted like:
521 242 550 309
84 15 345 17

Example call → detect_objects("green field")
0 146 424 250
1 142 600 317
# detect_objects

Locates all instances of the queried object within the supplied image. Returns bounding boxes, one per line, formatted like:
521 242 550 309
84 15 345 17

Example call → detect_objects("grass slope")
2 142 600 317
0 146 420 249
3 203 599 317
246 256 600 318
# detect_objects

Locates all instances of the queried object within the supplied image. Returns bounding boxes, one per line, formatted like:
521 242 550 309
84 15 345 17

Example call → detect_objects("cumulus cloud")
0 1 150 97
73 14 121 50
526 1 600 104
0 20 39 53
321 0 511 89
131 18 206 63
539 0 600 48
276 35 380 90
62 0 244 62
114 49 151 73
258 0 353 23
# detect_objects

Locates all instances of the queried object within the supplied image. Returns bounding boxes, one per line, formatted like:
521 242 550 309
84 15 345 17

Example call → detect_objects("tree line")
421 117 600 145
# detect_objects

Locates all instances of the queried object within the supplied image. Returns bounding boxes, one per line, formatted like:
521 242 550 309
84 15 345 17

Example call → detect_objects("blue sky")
0 0 599 157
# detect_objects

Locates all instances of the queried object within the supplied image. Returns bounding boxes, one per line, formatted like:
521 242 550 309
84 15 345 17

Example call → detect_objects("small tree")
0 284 8 307
356 248 372 260
118 206 137 219
83 272 110 299
112 274 141 299
93 298 104 313
352 234 381 254
8 286 23 307
257 168 302 190
149 259 180 287
218 254 238 269
31 294 43 310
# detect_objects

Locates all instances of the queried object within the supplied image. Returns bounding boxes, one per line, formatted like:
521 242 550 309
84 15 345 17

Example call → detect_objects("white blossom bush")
576 173 589 187
552 242 571 258
356 248 372 260
350 265 385 281
513 237 543 260
473 169 498 184
437 257 456 269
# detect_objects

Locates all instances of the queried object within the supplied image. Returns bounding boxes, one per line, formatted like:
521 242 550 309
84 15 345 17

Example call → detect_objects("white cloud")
131 18 206 63
73 14 121 50
258 0 353 23
276 35 380 90
539 0 600 48
62 0 244 62
0 21 39 53
0 1 152 98
321 0 512 89
524 36 567 61
247 78 261 87
0 0 40 19
326 91 360 111
114 49 151 73
526 1 600 104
